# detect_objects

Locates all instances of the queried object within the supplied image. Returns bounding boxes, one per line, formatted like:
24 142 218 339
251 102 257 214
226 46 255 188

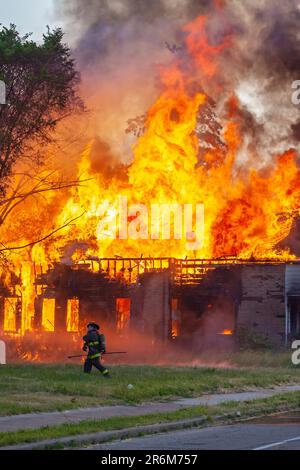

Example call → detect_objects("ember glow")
219 329 234 336
1 5 300 342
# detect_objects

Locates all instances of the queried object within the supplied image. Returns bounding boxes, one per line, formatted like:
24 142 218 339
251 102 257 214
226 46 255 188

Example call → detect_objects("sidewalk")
1 384 300 433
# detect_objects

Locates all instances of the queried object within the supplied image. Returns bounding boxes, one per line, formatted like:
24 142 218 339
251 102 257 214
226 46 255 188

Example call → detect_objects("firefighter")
82 322 110 378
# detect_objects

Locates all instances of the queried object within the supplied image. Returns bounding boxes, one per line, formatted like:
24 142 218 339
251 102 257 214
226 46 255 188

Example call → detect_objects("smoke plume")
54 0 300 166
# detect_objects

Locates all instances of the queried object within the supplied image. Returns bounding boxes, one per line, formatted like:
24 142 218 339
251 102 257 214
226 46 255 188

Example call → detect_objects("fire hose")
67 352 127 359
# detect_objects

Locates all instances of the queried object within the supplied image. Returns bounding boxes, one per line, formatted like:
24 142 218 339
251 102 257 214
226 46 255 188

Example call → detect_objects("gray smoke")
55 0 300 165
227 0 300 163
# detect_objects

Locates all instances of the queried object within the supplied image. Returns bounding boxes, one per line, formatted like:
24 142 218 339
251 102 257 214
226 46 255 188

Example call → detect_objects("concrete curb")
2 387 300 450
1 415 213 450
2 407 298 450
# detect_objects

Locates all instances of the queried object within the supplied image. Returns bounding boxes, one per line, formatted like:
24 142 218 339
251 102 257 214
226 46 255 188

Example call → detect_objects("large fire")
1 11 300 337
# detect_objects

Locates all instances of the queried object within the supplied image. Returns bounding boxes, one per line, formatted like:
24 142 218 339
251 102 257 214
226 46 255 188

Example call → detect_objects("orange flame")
0 11 300 336
220 329 234 335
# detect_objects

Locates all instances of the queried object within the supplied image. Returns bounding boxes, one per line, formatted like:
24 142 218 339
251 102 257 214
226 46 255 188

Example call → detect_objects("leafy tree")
0 25 83 194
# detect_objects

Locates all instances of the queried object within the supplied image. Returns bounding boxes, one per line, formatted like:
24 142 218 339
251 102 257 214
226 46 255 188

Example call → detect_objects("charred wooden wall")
34 264 129 332
24 262 291 347
174 266 241 349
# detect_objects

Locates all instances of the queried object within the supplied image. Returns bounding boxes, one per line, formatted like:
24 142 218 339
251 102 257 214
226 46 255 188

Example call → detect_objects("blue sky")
0 0 61 40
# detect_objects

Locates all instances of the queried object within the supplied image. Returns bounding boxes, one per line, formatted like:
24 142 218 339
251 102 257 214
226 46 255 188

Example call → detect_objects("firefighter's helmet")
87 322 100 330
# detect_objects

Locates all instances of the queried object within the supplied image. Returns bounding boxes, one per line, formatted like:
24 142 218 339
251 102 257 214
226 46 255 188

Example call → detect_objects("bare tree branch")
0 212 85 252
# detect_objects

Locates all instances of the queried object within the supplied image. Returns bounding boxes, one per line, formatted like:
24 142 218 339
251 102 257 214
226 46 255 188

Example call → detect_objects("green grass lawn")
0 351 299 416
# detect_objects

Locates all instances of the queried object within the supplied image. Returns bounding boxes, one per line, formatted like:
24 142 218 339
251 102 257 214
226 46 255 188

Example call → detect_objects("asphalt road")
88 414 300 450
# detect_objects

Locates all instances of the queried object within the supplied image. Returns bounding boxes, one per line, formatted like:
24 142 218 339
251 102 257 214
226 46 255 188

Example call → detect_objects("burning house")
1 257 300 355
1 3 300 359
